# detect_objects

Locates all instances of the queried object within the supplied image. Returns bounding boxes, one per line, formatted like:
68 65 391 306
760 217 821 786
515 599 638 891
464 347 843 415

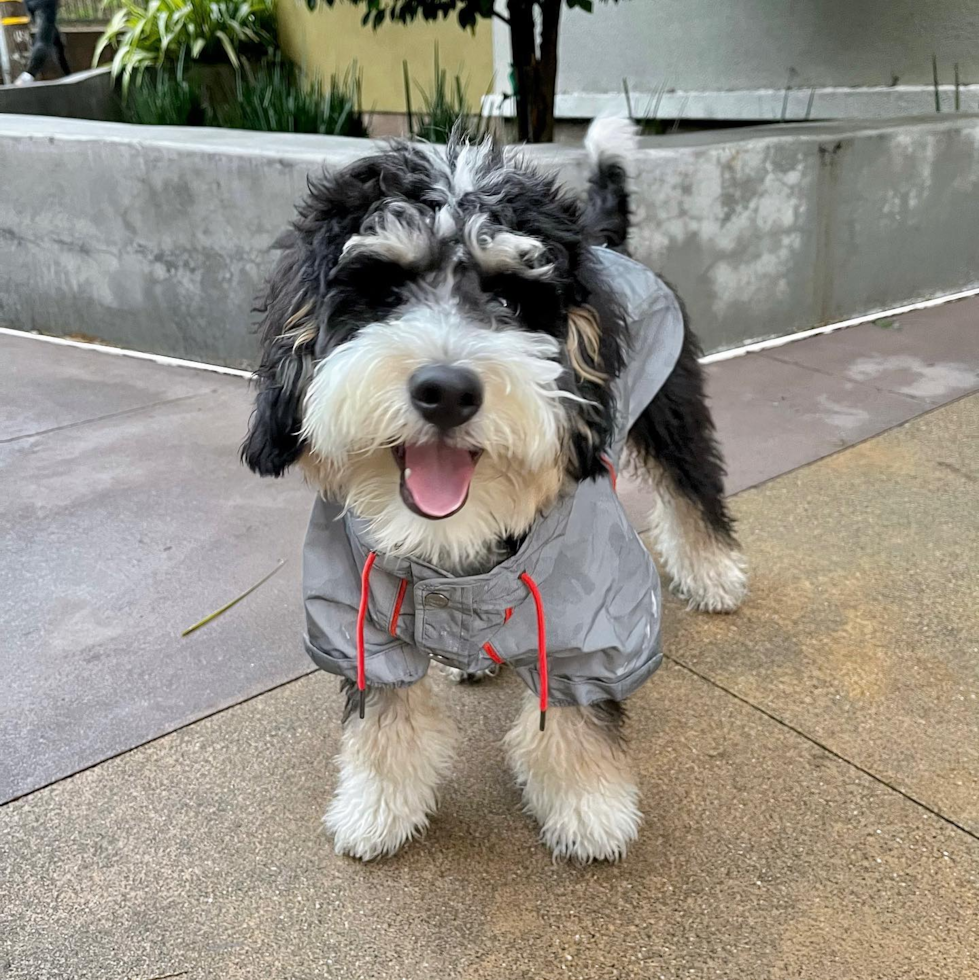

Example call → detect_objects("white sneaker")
14 72 36 86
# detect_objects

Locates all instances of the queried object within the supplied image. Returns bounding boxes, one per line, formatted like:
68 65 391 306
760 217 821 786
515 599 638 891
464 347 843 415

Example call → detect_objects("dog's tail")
581 116 639 252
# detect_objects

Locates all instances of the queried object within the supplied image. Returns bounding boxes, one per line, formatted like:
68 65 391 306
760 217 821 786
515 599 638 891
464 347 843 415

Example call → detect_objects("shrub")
209 60 369 136
121 67 199 125
95 0 276 93
622 78 666 137
119 58 369 136
403 45 487 144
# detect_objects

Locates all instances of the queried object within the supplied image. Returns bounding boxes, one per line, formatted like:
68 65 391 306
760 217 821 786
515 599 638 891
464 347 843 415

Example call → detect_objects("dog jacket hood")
303 249 684 718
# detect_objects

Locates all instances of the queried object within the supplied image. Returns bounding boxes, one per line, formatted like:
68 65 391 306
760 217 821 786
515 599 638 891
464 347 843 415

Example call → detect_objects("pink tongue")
404 443 476 518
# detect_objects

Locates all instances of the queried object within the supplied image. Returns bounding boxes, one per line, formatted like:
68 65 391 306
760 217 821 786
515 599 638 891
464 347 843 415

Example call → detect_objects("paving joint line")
0 668 318 809
667 656 979 844
723 386 979 498
0 392 212 445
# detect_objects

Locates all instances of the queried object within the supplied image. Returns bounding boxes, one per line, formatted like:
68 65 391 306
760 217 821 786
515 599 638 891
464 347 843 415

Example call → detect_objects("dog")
242 119 747 864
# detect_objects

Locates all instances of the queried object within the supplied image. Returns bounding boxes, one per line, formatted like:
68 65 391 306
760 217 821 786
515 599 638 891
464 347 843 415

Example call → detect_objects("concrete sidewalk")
2 395 978 980
1 298 978 979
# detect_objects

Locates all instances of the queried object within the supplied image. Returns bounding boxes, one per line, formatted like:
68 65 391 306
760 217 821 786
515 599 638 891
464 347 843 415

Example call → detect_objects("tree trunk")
507 0 561 143
533 0 560 143
507 0 534 142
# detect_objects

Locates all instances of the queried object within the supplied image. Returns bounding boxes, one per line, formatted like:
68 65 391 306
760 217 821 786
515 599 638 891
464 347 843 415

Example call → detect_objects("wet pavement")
1 298 977 978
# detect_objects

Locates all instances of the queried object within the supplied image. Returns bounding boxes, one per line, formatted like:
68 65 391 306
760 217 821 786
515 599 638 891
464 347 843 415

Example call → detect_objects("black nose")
409 364 483 430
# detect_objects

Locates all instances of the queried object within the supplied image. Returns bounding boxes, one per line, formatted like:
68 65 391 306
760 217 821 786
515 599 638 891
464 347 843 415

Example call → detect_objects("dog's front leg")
325 675 457 860
504 692 641 863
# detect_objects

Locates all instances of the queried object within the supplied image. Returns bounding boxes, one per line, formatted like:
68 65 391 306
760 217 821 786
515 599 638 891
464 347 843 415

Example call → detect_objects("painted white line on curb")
699 285 979 365
3 282 979 377
0 327 254 379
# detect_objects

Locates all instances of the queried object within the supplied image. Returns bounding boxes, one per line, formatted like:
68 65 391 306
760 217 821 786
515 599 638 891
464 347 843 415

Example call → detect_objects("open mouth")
393 443 483 520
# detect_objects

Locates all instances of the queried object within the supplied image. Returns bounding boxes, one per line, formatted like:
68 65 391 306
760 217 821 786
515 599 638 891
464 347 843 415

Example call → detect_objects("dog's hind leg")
505 694 640 863
628 329 748 613
325 676 456 860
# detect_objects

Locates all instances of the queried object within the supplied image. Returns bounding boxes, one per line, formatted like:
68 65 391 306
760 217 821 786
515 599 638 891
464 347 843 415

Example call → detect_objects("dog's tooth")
404 468 412 478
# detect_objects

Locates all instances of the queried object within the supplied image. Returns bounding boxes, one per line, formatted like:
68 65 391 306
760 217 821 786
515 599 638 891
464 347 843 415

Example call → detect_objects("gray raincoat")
302 249 684 717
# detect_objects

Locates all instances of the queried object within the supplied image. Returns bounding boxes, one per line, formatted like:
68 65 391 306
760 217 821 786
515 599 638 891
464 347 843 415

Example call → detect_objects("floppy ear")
241 240 318 477
241 162 386 477
563 259 627 480
566 305 608 386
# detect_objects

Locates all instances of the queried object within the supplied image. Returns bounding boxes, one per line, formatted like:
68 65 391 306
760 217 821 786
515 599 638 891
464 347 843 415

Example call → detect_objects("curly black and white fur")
243 118 747 864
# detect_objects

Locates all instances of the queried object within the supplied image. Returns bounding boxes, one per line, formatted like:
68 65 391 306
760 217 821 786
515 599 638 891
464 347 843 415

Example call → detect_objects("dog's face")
243 138 623 569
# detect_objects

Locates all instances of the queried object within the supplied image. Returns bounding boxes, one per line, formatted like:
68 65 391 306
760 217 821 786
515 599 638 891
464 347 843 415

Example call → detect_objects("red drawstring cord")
519 572 548 730
389 577 408 635
600 454 617 492
482 642 504 664
356 551 378 719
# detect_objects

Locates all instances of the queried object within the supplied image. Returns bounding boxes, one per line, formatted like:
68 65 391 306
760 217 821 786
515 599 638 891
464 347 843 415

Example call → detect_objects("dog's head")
242 136 625 567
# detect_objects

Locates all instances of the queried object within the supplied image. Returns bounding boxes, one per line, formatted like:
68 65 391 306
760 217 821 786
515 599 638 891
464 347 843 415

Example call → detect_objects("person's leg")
24 8 57 78
53 27 71 76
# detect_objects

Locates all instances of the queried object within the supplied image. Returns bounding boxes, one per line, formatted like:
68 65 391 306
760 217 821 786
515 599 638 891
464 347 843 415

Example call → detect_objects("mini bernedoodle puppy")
242 118 747 864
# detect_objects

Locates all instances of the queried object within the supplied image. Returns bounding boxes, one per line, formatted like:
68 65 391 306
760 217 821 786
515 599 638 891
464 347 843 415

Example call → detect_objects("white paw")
521 779 642 864
324 765 432 861
671 546 748 613
440 663 501 684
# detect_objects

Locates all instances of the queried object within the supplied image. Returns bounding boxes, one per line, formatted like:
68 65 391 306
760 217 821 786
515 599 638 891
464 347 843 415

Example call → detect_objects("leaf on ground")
181 559 285 636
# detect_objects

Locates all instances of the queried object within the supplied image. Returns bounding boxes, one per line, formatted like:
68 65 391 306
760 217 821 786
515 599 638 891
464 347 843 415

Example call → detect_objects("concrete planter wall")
0 67 119 120
0 63 255 125
1 114 978 367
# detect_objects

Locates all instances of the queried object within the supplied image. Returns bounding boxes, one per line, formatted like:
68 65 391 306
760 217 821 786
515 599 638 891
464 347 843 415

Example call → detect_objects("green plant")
804 86 816 120
95 0 277 93
403 45 486 143
121 66 200 124
209 59 369 135
117 57 370 133
622 78 666 136
308 0 621 143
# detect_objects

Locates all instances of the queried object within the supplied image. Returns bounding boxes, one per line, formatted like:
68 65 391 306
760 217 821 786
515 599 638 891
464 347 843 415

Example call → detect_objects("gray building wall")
490 0 979 120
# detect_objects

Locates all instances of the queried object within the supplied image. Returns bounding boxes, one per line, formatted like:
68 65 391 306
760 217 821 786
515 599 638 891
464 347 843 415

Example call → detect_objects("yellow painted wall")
277 0 494 114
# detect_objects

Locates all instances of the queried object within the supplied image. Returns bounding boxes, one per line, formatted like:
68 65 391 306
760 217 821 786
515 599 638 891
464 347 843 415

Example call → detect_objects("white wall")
491 0 979 120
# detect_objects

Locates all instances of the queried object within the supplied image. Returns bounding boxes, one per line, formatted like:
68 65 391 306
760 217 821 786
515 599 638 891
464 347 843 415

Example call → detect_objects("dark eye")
491 291 520 316
496 295 521 317
483 272 559 325
339 258 410 307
